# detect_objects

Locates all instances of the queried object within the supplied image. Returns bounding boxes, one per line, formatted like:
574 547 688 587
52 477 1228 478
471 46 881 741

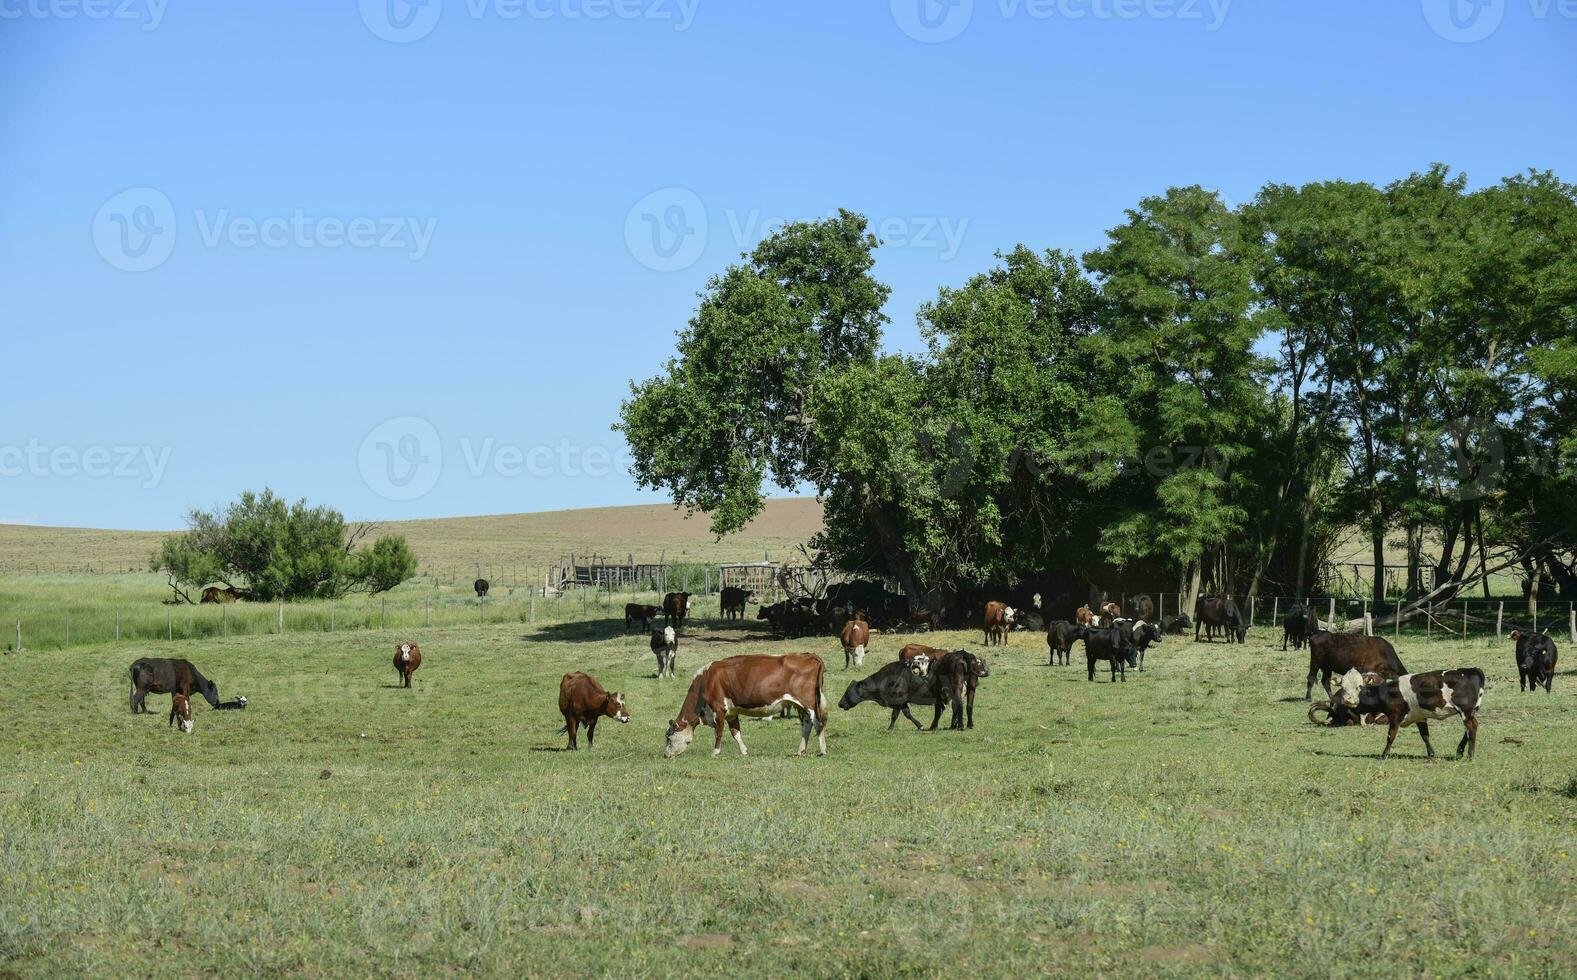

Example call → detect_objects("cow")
1510 630 1558 693
474 578 490 599
1159 614 1192 635
1128 594 1155 621
983 601 1015 647
650 626 679 679
837 659 940 731
1114 619 1162 671
167 692 193 734
840 618 871 670
1046 620 1085 666
1084 627 1136 682
663 654 827 758
1305 632 1405 701
1098 601 1122 627
129 658 221 715
1195 596 1246 644
931 650 990 730
625 603 662 632
720 587 754 621
757 601 817 637
1282 604 1318 651
1330 667 1485 760
557 672 630 750
1075 605 1097 628
393 642 422 688
199 586 239 605
662 592 693 629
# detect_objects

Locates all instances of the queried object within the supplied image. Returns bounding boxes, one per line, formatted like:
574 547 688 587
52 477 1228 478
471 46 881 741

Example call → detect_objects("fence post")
1328 597 1335 627
278 601 284 634
530 588 536 625
1497 601 1504 642
1248 596 1255 628
1569 606 1575 645
1364 612 1372 637
14 621 20 653
480 597 485 624
1463 604 1467 645
117 612 121 644
168 608 173 642
1272 597 1278 627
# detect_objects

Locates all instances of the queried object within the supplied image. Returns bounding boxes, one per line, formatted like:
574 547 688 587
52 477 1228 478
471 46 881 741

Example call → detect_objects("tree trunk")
1183 560 1204 619
859 484 922 604
1371 521 1386 606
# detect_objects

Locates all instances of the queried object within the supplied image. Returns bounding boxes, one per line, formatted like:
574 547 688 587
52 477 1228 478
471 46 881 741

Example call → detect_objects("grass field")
2 603 1574 977
0 498 825 575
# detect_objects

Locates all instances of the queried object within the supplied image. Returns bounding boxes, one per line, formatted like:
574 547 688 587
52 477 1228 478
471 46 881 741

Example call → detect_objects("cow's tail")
815 657 827 718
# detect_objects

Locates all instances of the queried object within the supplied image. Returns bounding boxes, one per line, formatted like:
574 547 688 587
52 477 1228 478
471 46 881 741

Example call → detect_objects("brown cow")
1075 605 1097 627
840 618 871 670
167 693 192 733
664 654 827 758
983 601 1015 647
199 586 239 605
1305 632 1405 701
662 592 693 629
625 603 662 632
558 672 630 750
393 642 422 688
1098 601 1121 627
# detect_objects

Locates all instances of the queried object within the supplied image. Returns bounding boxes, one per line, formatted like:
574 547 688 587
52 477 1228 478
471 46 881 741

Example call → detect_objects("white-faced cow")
558 672 630 750
1330 667 1486 760
1510 630 1558 693
168 692 193 734
983 601 1015 647
664 654 827 758
393 642 422 688
840 618 871 670
650 626 679 679
1098 601 1122 627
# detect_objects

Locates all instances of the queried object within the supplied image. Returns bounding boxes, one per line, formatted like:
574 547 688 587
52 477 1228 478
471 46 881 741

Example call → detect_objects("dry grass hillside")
0 498 825 576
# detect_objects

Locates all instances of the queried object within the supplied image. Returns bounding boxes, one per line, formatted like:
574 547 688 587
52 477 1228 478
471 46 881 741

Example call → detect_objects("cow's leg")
796 709 812 756
712 713 727 756
888 707 901 731
729 716 748 756
1416 721 1435 759
1545 673 1554 694
1281 630 1288 652
565 717 579 751
965 686 976 730
815 709 827 756
1320 670 1335 701
1381 719 1401 759
586 717 599 749
1305 662 1318 701
900 705 923 730
1458 715 1477 759
929 700 944 731
1087 655 1096 682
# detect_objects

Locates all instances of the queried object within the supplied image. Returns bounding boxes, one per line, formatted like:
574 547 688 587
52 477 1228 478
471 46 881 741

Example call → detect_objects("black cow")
1195 596 1246 644
1510 630 1558 693
933 651 990 731
720 587 754 621
624 603 662 631
757 601 817 637
1084 627 1136 682
474 578 490 598
129 658 221 715
1127 594 1155 621
837 660 938 731
1115 619 1162 671
1046 620 1085 666
1282 604 1317 651
1159 613 1192 635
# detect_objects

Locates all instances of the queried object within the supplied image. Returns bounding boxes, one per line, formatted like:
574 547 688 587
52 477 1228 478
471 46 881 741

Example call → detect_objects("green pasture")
0 597 1574 977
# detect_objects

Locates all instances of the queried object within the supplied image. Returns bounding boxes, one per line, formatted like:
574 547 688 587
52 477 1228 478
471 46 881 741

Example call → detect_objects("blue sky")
2 0 1573 529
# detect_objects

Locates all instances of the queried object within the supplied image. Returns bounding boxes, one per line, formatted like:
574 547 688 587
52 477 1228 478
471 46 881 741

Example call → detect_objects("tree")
151 489 418 602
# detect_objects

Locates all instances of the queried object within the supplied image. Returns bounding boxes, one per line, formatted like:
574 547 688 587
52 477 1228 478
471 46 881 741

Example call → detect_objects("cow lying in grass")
1329 667 1486 760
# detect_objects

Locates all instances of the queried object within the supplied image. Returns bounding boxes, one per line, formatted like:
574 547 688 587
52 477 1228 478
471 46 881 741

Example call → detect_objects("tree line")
619 165 1577 616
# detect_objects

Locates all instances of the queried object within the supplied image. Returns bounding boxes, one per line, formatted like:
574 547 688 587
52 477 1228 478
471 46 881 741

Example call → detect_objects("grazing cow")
199 586 239 605
1330 668 1486 760
129 658 221 715
1282 604 1318 651
393 642 422 688
1045 620 1085 666
757 601 817 637
663 654 827 758
931 650 990 730
1098 601 1122 627
1075 605 1097 628
662 592 694 629
1194 596 1247 644
557 672 630 750
167 692 193 734
1128 594 1155 621
474 578 490 599
1305 632 1405 701
840 618 871 670
1114 619 1163 671
1510 630 1558 693
625 603 662 632
1084 627 1136 682
837 659 939 731
650 626 679 679
1159 613 1192 635
720 587 754 621
983 601 1015 646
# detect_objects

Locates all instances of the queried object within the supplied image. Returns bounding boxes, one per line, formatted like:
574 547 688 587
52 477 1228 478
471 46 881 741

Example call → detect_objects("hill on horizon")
0 498 825 576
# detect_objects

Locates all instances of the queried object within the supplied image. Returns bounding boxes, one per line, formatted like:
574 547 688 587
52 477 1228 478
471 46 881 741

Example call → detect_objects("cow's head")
171 693 193 734
605 693 631 724
908 653 932 677
1135 621 1161 646
200 678 220 707
663 626 676 647
1333 669 1383 709
663 718 694 757
1003 606 1016 625
1032 593 1042 609
837 679 867 711
756 606 773 621
685 595 693 612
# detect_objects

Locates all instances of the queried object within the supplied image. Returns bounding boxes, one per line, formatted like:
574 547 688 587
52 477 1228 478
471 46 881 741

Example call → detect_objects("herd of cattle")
128 585 1561 763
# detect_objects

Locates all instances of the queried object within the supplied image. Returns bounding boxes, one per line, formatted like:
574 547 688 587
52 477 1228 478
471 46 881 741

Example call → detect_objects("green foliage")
151 489 419 602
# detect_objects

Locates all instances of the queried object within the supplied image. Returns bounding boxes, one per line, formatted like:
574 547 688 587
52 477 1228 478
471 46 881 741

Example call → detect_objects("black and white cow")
650 626 678 679
1330 667 1486 760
